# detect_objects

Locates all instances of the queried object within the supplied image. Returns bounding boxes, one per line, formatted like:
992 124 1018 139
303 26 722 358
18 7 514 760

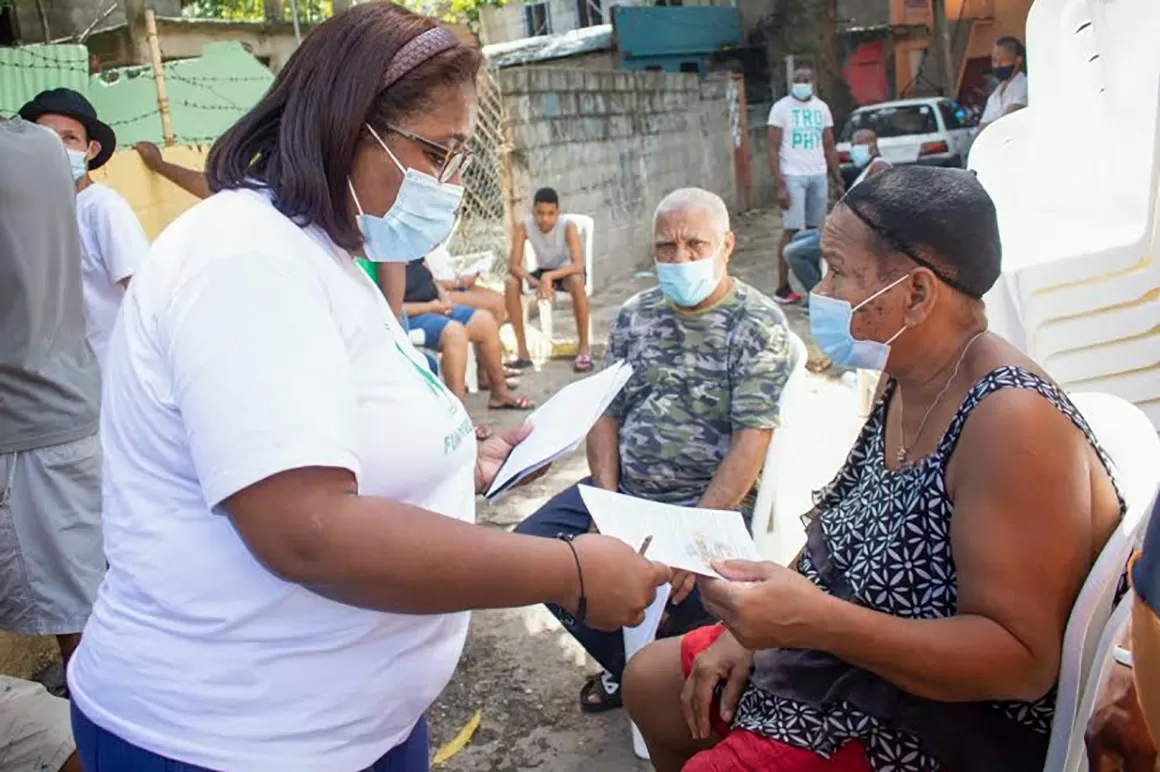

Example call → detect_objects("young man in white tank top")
503 187 593 372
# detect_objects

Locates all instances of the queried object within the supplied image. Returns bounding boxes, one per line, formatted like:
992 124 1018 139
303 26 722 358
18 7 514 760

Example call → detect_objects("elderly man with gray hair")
516 187 793 714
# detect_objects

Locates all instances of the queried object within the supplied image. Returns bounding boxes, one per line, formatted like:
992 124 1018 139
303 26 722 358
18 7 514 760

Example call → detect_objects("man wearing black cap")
20 88 150 370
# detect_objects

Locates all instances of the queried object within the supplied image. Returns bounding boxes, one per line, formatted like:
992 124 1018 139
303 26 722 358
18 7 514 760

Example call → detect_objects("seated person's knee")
623 637 681 718
467 309 498 338
440 320 469 351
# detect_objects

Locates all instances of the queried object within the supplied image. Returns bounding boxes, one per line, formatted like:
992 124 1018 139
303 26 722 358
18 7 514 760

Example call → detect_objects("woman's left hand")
698 559 829 650
474 423 548 494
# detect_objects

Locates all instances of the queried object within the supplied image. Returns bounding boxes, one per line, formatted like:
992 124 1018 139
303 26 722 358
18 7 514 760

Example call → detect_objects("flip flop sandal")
488 396 535 411
579 671 622 714
508 358 534 371
573 354 594 373
503 366 522 379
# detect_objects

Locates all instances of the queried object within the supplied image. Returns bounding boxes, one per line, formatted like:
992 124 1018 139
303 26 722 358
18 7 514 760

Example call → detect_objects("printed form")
578 485 759 577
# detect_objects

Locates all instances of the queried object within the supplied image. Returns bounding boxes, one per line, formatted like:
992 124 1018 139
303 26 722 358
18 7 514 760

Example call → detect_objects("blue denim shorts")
72 703 429 771
408 305 476 349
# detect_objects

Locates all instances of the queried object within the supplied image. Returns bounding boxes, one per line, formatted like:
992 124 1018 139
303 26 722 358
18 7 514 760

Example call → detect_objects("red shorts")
679 625 873 772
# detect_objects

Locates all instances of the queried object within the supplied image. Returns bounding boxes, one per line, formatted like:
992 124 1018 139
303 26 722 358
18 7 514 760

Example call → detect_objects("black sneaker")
774 287 802 305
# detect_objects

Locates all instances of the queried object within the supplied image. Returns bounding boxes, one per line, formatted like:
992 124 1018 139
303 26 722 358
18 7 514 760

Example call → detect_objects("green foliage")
397 0 507 27
180 0 333 24
178 0 500 30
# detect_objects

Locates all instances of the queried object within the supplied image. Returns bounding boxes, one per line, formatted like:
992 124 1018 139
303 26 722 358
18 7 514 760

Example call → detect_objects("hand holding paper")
697 558 829 651
577 485 759 577
457 253 495 279
485 363 633 499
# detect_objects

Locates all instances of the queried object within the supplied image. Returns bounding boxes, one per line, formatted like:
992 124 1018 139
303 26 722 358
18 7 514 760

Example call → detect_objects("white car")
836 97 977 182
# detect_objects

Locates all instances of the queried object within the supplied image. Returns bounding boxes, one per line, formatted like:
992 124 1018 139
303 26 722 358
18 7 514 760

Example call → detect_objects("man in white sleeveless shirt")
504 187 593 372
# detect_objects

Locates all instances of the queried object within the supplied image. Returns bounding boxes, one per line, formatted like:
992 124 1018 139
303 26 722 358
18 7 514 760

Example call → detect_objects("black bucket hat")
19 88 116 170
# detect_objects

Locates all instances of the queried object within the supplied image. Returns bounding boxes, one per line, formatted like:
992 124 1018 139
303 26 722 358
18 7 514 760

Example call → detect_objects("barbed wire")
165 72 271 83
165 69 245 109
0 57 89 74
106 107 164 127
175 98 248 113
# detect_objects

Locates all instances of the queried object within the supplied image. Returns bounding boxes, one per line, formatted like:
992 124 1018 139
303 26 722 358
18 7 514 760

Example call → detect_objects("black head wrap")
840 165 1001 300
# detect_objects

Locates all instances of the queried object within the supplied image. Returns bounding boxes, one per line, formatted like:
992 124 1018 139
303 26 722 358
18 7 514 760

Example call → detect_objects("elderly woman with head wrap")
622 165 1125 772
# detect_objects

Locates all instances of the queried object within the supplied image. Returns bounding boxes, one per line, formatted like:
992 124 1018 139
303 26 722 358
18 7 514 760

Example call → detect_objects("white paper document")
623 583 671 662
485 362 634 500
577 485 760 576
457 252 496 278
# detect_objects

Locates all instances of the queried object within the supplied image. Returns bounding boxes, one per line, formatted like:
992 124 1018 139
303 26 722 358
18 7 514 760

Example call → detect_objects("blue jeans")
72 703 429 772
784 229 822 293
514 479 716 682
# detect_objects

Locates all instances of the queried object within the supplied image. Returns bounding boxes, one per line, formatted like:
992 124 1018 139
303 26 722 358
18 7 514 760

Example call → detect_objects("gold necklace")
895 331 986 466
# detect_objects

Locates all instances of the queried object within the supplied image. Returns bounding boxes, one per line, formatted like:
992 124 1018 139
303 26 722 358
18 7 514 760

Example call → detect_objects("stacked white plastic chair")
520 214 596 359
969 0 1160 431
1045 392 1160 771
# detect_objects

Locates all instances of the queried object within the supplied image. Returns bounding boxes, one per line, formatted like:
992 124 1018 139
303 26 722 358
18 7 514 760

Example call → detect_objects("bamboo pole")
144 9 175 147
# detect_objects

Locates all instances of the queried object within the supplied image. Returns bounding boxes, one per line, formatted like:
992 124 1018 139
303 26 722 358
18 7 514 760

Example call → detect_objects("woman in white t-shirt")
66 6 668 771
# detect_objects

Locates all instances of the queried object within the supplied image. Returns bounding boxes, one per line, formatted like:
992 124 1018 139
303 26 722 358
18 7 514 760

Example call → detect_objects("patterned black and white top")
731 366 1123 771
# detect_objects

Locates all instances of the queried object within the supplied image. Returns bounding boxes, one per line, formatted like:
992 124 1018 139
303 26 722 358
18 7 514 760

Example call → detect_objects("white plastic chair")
408 329 479 394
519 214 595 354
750 330 809 564
1044 392 1160 771
972 0 1160 431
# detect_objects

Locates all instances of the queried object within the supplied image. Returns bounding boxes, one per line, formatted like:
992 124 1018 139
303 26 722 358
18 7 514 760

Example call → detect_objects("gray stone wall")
497 67 738 291
748 101 776 209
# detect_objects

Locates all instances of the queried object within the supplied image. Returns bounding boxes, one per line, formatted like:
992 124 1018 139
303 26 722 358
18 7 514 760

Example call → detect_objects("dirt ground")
426 209 862 770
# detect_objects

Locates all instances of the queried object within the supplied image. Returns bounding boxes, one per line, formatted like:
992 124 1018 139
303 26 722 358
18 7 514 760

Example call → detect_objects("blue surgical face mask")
850 144 872 168
791 83 814 101
656 256 721 308
66 149 87 181
808 274 910 371
349 124 464 263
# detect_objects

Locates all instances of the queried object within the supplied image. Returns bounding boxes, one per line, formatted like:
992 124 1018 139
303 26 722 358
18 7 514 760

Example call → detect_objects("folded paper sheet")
485 362 633 500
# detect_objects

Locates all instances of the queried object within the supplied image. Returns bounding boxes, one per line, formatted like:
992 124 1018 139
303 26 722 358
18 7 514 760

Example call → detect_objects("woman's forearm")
253 492 579 615
402 301 433 316
812 596 1054 702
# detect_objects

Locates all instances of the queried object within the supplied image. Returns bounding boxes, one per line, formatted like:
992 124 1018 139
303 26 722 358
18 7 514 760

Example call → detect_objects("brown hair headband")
382 26 461 91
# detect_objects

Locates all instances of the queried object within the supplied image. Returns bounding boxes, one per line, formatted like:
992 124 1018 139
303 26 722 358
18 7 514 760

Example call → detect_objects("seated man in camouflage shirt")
516 188 792 713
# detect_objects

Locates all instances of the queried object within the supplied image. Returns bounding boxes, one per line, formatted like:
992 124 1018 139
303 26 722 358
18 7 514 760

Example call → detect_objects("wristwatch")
1113 645 1134 669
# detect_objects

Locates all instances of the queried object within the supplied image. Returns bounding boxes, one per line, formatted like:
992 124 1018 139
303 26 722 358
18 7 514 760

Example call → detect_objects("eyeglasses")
386 124 472 183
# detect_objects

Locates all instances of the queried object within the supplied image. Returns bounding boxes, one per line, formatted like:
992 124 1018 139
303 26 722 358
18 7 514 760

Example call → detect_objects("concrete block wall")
498 67 738 291
747 101 776 208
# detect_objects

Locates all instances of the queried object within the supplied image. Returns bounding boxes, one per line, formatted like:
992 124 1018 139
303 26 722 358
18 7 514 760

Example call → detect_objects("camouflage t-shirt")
604 280 792 514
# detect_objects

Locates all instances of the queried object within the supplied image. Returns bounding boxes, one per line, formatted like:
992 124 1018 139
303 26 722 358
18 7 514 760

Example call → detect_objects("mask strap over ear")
364 124 405 173
347 179 366 216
